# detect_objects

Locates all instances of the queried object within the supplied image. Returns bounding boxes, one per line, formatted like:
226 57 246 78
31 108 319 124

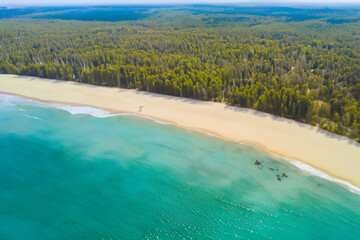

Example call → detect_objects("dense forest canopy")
0 5 360 141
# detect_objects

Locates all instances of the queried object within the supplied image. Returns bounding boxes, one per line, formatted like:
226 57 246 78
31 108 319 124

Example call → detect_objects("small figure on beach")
138 105 144 112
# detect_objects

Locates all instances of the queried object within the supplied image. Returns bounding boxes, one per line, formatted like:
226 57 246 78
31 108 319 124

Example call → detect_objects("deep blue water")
0 94 359 239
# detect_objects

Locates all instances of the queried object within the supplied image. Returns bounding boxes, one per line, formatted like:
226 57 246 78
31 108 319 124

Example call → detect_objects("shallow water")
0 94 359 239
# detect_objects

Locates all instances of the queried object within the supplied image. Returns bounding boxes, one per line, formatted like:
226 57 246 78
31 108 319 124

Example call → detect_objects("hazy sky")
1 0 359 6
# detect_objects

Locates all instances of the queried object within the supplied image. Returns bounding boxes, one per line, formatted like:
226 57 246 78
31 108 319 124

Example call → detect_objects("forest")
0 5 360 141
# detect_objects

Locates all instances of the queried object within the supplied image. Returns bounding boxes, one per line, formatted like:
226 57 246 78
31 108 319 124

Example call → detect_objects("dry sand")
1 74 360 192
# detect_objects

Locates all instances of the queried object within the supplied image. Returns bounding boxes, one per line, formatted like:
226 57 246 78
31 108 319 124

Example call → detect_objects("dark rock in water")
277 175 282 181
269 168 274 171
282 173 288 178
276 169 279 171
255 160 261 165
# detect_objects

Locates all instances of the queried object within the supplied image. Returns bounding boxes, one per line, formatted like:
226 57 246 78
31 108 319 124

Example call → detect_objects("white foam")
0 94 18 107
1 93 174 121
0 93 116 118
51 104 116 118
258 147 360 195
288 158 360 194
25 115 41 120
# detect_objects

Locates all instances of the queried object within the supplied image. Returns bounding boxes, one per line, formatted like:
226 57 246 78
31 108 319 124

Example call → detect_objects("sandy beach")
1 74 360 191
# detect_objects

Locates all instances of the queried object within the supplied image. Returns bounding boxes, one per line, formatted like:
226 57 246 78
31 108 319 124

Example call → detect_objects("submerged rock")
269 168 274 171
282 173 288 178
255 160 261 166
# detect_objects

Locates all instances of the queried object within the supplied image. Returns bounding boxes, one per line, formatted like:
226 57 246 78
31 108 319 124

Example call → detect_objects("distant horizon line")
2 2 360 8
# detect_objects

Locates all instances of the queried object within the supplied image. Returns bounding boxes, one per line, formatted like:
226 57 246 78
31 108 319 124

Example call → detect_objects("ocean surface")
0 94 359 240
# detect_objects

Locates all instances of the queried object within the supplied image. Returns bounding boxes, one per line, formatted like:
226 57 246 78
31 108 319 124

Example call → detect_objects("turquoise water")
0 94 359 240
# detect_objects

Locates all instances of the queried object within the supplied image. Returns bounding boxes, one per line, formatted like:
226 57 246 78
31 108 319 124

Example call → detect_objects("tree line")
0 18 359 141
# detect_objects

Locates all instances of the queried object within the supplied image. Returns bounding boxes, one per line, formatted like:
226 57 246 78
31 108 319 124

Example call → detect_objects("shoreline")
1 74 360 193
4 92 360 194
